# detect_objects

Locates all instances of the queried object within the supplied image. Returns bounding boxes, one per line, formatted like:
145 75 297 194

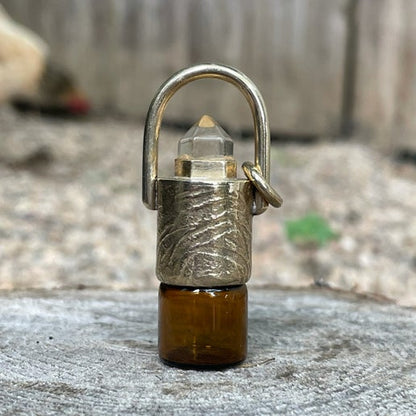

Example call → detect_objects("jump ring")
242 161 283 208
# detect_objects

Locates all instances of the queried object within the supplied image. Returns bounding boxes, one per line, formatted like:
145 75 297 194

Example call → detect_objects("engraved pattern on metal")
156 178 253 287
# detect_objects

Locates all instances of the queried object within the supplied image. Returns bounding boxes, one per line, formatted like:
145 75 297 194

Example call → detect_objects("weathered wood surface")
2 0 348 135
4 0 416 147
354 0 416 149
1 288 415 415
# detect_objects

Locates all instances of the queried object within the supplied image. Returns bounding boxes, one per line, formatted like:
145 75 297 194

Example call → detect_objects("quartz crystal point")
178 115 233 158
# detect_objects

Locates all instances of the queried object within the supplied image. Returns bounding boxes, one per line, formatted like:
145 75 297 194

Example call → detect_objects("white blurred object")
0 4 48 104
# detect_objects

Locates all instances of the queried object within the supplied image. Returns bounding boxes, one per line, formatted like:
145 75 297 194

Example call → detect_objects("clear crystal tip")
178 115 233 158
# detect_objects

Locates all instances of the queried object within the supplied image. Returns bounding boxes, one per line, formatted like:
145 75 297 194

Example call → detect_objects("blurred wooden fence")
3 0 415 148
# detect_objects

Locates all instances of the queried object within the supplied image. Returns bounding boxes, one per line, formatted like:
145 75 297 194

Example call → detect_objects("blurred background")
0 0 415 304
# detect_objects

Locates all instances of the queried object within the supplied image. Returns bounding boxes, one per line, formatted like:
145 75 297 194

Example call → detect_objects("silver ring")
242 161 283 208
142 63 271 215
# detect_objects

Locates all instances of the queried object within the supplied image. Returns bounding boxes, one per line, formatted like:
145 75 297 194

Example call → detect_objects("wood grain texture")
354 0 416 149
3 0 415 146
0 289 415 415
2 0 348 135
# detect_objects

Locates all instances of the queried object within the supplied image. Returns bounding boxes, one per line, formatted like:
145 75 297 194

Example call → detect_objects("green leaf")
285 213 338 248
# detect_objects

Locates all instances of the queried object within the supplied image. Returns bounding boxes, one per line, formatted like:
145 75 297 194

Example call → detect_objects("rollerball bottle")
142 64 282 368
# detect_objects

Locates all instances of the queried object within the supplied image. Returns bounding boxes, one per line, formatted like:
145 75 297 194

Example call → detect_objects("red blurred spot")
67 97 90 114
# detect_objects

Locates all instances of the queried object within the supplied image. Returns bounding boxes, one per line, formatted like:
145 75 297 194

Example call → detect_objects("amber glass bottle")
159 284 247 368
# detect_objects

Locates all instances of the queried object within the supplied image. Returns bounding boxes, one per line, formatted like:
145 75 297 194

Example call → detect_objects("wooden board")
2 0 348 135
354 0 416 149
1 288 415 414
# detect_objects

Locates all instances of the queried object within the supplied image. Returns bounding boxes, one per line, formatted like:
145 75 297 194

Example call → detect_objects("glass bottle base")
158 283 247 368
